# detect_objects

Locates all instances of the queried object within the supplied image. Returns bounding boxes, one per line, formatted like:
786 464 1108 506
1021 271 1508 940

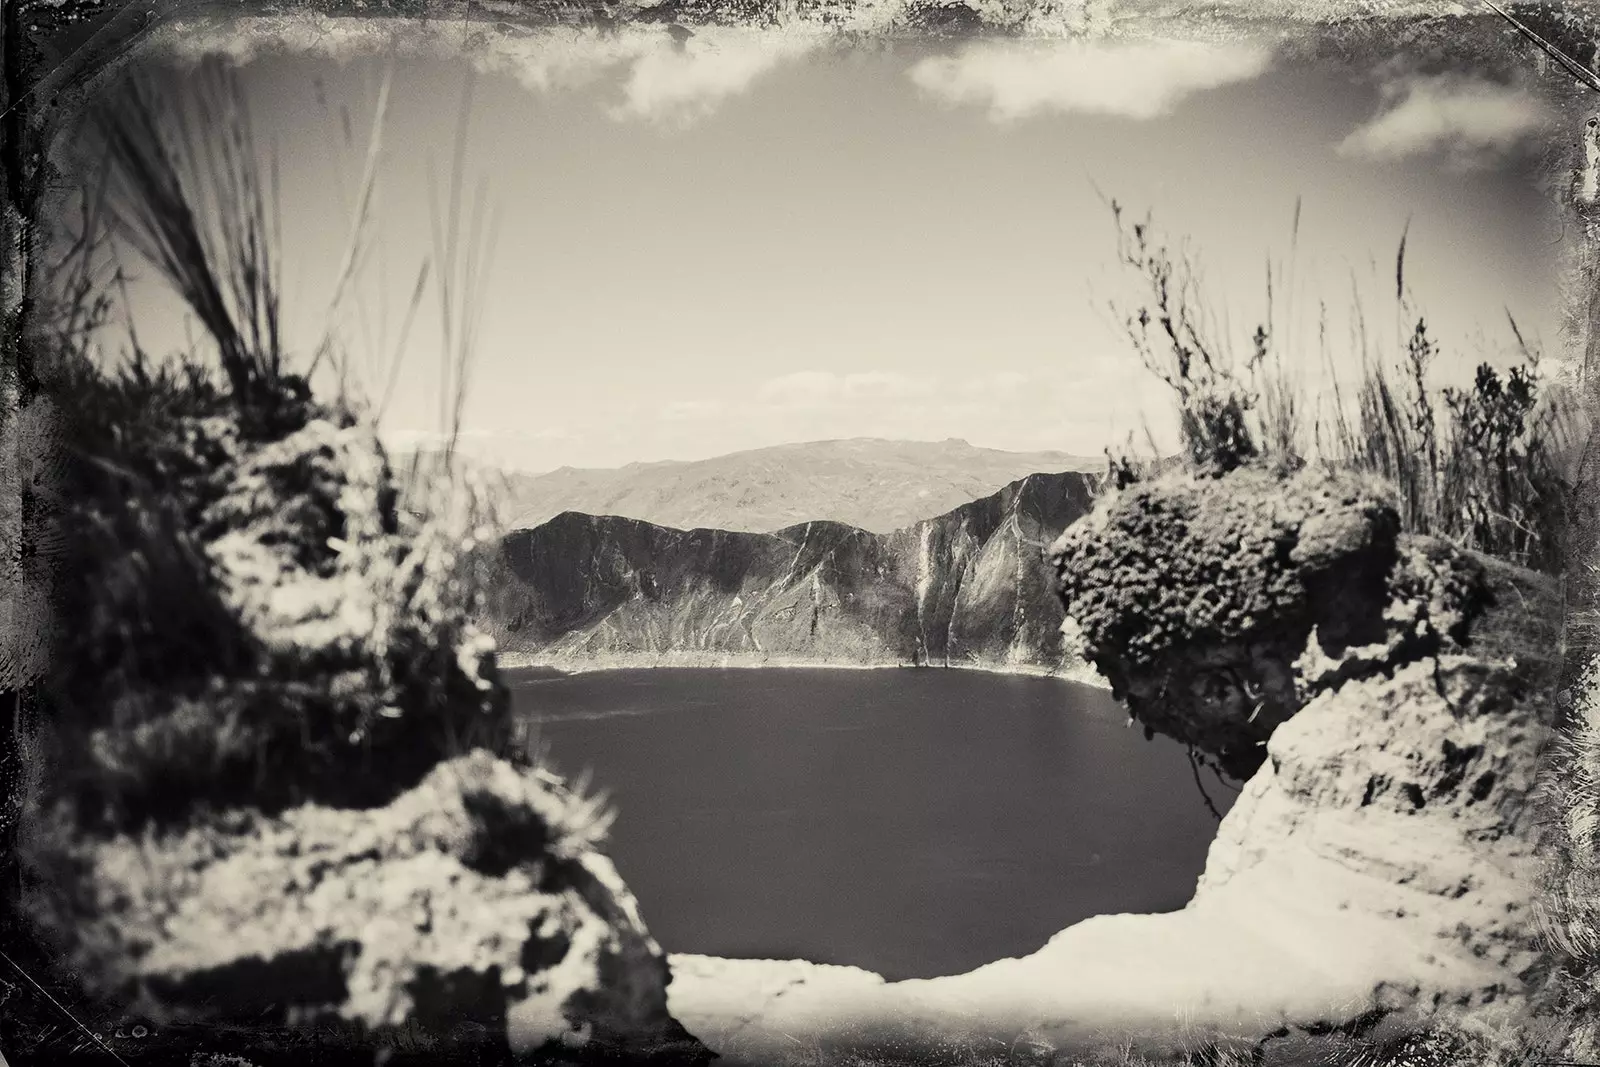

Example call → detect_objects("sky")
101 24 1575 473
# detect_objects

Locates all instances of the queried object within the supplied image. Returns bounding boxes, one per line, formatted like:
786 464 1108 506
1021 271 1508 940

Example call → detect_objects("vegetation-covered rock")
12 146 715 1066
46 366 511 828
1048 465 1523 780
1045 461 1561 1053
23 355 709 1065
7 53 715 1064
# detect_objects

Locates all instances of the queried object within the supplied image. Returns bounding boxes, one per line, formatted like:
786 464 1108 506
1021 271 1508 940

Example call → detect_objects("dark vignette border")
3 1 1600 1065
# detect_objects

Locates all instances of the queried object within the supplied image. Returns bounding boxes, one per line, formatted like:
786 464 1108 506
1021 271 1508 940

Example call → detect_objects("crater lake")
509 666 1231 981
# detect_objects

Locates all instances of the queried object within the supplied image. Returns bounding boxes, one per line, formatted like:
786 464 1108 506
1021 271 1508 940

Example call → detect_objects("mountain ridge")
476 437 1104 534
476 469 1103 676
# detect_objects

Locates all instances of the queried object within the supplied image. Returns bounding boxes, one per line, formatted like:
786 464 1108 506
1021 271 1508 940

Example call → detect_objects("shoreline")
494 649 1113 690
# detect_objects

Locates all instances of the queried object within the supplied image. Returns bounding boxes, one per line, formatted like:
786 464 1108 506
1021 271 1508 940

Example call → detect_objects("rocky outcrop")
1050 466 1558 1046
27 752 707 1065
1531 613 1600 1060
22 382 712 1065
1053 466 1559 1049
1051 467 1497 778
662 464 1560 1065
481 470 1098 676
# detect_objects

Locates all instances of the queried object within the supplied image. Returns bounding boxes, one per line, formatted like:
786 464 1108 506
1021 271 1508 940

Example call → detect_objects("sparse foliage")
82 60 311 440
1108 202 1264 477
29 56 572 837
1102 201 1590 574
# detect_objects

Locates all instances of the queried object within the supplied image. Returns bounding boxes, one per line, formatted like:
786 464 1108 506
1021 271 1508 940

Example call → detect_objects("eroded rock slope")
665 463 1560 1064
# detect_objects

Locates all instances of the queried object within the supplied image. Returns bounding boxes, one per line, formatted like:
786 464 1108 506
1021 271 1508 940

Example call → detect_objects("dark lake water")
508 666 1230 981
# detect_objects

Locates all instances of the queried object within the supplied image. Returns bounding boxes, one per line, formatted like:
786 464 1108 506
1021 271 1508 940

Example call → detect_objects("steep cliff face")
481 471 1098 673
1048 465 1559 1052
661 464 1561 1066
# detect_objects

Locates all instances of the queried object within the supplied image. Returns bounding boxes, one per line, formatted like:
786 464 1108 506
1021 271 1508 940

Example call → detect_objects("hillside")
489 438 1103 534
477 470 1100 673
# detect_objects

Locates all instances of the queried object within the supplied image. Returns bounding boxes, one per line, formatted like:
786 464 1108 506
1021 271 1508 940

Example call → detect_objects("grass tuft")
83 58 310 439
1101 201 1591 576
25 56 572 844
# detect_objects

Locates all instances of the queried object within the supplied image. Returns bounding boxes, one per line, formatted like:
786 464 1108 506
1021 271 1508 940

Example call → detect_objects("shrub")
1106 203 1265 478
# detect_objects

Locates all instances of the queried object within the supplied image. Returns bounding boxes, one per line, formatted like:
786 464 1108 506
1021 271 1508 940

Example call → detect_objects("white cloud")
841 370 939 400
756 370 840 405
461 25 819 126
607 29 820 127
472 28 653 95
908 39 1274 122
1337 74 1551 166
963 369 1033 396
149 20 817 129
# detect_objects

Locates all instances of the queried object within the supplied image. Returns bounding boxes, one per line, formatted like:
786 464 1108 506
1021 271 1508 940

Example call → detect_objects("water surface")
509 666 1230 981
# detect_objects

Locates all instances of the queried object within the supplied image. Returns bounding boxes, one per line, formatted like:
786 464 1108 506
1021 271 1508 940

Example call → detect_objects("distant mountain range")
475 469 1103 676
484 438 1104 534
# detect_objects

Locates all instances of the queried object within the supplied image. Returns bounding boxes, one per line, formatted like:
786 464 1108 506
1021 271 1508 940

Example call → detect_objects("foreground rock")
23 387 712 1065
666 465 1559 1065
26 752 709 1065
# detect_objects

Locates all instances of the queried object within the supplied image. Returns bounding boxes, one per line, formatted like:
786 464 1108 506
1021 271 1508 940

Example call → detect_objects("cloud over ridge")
152 19 818 128
908 39 1274 122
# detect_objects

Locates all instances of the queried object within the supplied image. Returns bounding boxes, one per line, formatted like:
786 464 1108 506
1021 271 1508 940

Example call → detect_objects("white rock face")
666 622 1550 1065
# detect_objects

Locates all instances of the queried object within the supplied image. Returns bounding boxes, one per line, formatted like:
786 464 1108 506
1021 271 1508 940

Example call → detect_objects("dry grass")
27 56 550 835
1095 200 1598 1060
1101 201 1590 576
86 61 303 435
